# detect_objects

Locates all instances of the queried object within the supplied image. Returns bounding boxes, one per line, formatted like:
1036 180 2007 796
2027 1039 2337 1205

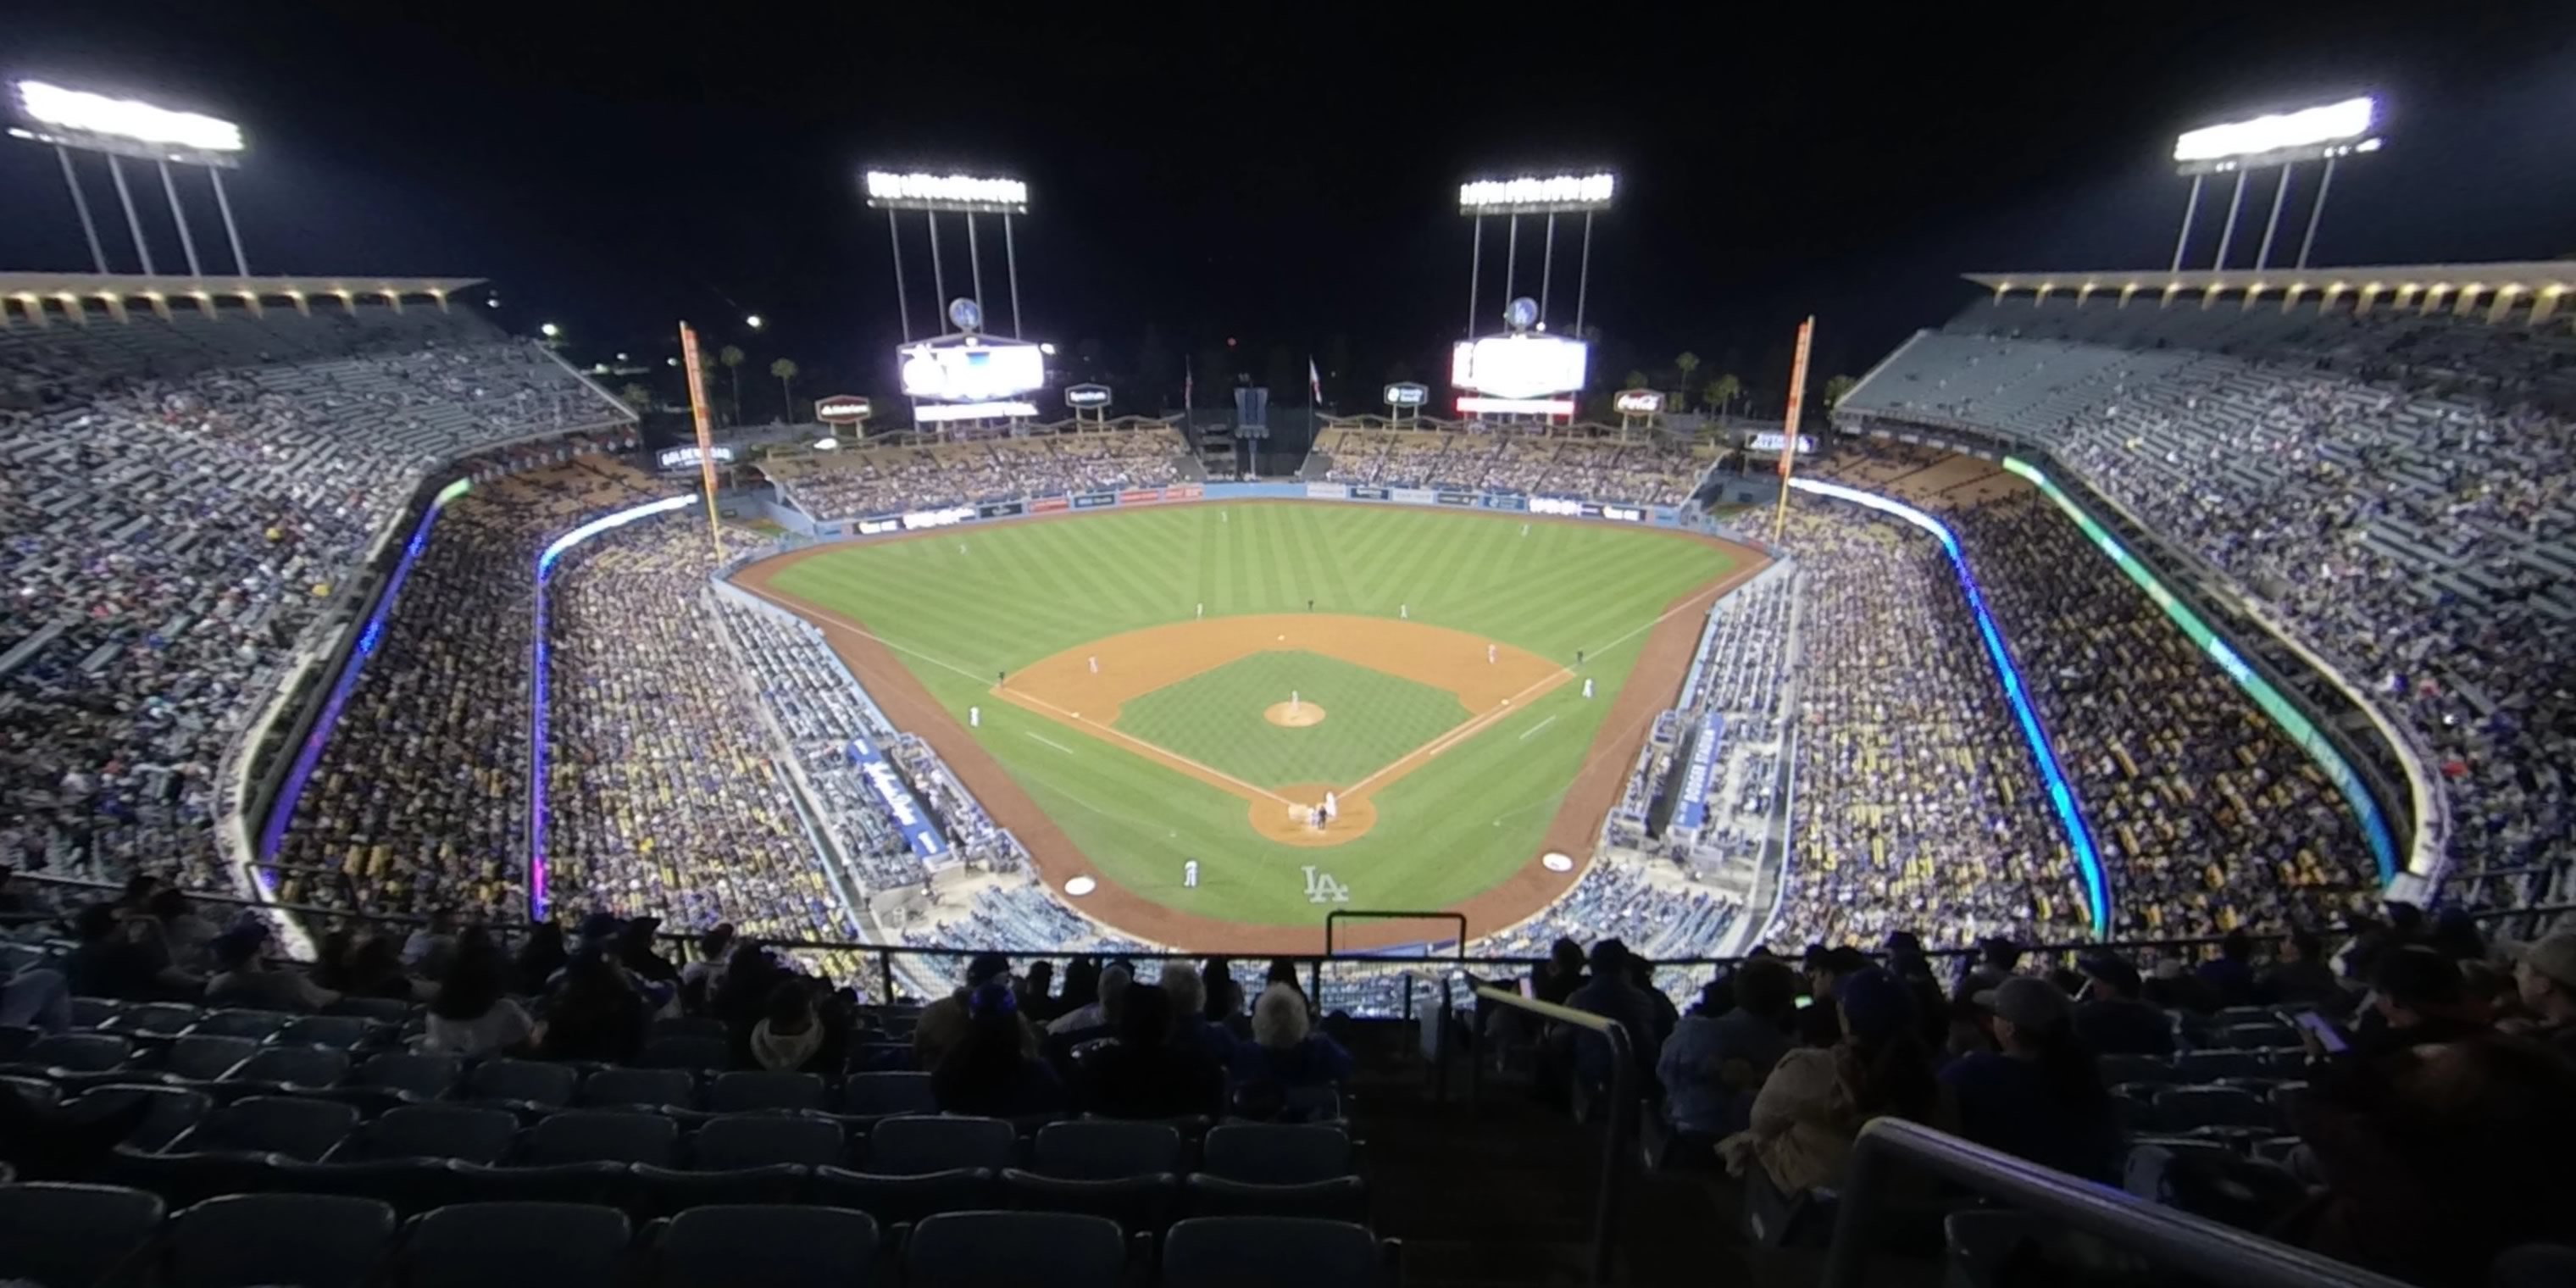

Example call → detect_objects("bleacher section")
1313 425 1713 508
762 423 1190 521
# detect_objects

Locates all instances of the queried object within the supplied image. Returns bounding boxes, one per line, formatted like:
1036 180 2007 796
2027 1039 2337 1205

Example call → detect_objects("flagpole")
677 322 726 564
1769 316 1815 545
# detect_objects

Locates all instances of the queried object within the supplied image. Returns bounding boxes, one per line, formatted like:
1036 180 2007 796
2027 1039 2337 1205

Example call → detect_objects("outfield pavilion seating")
763 423 1190 521
1312 424 1709 506
1839 282 2576 905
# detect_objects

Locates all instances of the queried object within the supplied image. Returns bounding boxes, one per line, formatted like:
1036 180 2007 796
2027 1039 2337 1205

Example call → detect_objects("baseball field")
735 502 1760 950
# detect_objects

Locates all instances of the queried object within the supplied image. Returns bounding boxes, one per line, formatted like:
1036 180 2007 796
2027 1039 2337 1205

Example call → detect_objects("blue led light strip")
1787 478 2111 934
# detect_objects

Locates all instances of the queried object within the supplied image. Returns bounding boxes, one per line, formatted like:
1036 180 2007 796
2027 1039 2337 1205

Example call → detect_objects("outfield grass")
1116 651 1468 788
767 502 1733 925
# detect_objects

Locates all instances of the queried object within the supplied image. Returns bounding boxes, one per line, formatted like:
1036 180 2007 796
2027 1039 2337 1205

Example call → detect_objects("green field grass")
765 502 1734 926
1116 652 1468 788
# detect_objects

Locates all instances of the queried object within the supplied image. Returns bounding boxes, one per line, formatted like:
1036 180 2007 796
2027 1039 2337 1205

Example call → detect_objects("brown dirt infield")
730 499 1769 952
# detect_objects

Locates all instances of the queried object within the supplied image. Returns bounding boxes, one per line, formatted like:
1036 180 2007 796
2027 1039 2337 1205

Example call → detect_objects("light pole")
2170 96 2381 274
10 79 250 276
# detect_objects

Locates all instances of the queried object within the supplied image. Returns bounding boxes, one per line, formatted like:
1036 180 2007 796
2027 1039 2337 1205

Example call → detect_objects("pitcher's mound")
1263 701 1327 728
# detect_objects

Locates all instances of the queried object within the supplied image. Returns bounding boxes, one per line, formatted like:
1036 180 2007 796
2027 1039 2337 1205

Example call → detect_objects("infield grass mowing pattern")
1114 651 1469 788
766 503 1734 927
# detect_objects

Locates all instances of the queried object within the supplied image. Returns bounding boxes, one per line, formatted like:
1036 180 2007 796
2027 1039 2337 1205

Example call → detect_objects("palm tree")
770 358 799 422
1707 372 1743 418
717 346 746 425
1822 374 1857 412
1623 369 1650 390
1674 352 1701 409
618 382 654 414
767 358 798 422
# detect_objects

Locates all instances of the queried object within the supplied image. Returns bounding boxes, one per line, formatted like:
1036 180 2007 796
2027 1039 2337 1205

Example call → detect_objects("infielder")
1184 859 1200 888
1089 655 1099 674
1487 643 1496 663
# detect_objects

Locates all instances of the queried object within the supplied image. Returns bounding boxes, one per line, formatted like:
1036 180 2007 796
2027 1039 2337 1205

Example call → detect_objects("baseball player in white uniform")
1184 859 1200 888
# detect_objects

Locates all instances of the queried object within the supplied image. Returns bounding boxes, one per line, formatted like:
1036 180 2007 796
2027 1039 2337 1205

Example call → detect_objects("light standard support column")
1574 211 1595 338
2254 163 2294 271
887 208 913 341
1004 214 1022 338
54 146 108 275
208 167 250 275
1466 216 1482 337
1539 213 1557 323
107 155 155 275
158 160 203 279
2296 158 2338 271
1503 214 1519 308
2211 170 2248 271
927 213 947 321
965 213 985 316
2169 173 2202 274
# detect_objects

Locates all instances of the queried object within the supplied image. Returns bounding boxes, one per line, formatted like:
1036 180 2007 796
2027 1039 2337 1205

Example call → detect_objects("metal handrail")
1320 909 1469 1007
1472 983 1635 1288
1821 1118 2414 1288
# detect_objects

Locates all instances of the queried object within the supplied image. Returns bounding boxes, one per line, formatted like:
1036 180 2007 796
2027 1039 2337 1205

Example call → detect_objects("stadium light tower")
2168 95 2382 273
8 78 251 276
863 169 1030 341
1458 171 1614 340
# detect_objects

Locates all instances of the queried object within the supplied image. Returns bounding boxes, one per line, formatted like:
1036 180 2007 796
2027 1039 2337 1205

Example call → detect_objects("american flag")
1308 356 1324 406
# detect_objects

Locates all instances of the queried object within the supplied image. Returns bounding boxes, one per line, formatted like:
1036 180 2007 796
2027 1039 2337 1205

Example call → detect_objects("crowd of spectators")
767 425 1186 519
0 308 628 904
1315 426 1709 506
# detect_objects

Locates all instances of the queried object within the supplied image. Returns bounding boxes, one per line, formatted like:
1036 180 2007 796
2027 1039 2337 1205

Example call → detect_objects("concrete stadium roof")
1963 262 2576 324
0 270 483 303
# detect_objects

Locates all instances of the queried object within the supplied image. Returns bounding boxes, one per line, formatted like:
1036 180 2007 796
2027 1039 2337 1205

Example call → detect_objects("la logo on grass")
1302 866 1352 904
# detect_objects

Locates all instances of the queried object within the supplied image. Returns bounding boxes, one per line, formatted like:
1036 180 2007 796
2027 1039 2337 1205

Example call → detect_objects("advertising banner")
1391 487 1436 505
1479 493 1528 511
978 500 1026 519
900 505 975 531
1164 484 1204 502
847 737 947 859
1305 482 1350 500
1671 712 1724 834
1073 491 1118 509
1030 496 1070 513
1348 486 1391 501
1120 488 1163 505
858 516 902 536
1601 503 1646 523
1436 491 1478 507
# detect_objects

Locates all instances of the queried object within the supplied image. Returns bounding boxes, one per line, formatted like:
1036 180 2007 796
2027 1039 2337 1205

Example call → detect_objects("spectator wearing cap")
206 924 339 1013
1941 976 2123 1182
1658 958 1799 1141
2257 928 2345 1009
420 929 537 1058
1719 966 1948 1196
1567 939 1668 1091
2074 950 2174 1056
1804 945 1871 1008
538 951 649 1063
915 952 1038 1068
2354 947 2488 1058
932 981 1067 1117
2503 932 2576 1058
64 902 199 1002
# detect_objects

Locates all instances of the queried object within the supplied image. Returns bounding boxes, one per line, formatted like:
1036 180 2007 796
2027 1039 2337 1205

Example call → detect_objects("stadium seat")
100 1002 204 1040
636 1035 729 1070
650 1015 729 1043
0 1181 166 1288
870 1114 1015 1173
0 1024 37 1061
397 1201 632 1288
580 1065 696 1110
446 1160 629 1206
177 1094 359 1160
322 996 416 1024
1201 1124 1351 1184
691 1113 847 1169
1184 1174 1369 1222
69 1085 214 1152
351 1051 462 1100
12 1031 130 1073
519 1109 681 1167
810 1165 993 1224
654 1203 880 1288
183 1009 291 1041
269 1157 463 1216
220 1045 351 1095
2177 1050 2275 1082
2098 1053 2178 1086
1163 1216 1385 1288
2151 1086 2276 1133
164 1192 396 1288
348 1103 521 1165
708 1069 824 1113
2216 1022 2296 1050
841 1070 937 1116
906 1210 1124 1288
3 1074 60 1109
277 1015 380 1050
158 1034 263 1083
463 1058 579 1109
1032 1119 1184 1179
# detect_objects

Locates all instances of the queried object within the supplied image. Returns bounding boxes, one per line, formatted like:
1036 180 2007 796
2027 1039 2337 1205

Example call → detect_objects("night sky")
7 3 2574 421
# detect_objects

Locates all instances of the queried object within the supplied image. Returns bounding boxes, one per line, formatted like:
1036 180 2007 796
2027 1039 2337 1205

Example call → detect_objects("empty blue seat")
842 1070 937 1115
101 1002 203 1040
322 996 414 1024
464 1058 579 1108
1033 1120 1183 1179
1163 1216 1384 1288
2176 1050 2273 1082
811 1166 991 1224
268 1157 461 1216
2152 1085 2275 1132
691 1113 846 1169
1202 1124 1351 1184
708 1069 824 1113
580 1066 695 1110
906 1210 1124 1288
656 1203 878 1288
1000 1169 1180 1232
352 1052 460 1100
353 1103 520 1164
871 1114 1014 1173
179 1095 359 1161
651 1016 728 1042
183 1009 291 1041
0 1181 166 1288
15 1032 130 1072
2098 1053 2177 1086
277 1015 378 1050
636 1035 729 1070
1184 1174 1368 1222
398 1201 631 1288
222 1046 350 1091
520 1109 680 1166
164 1191 396 1288
69 1085 214 1152
159 1035 261 1083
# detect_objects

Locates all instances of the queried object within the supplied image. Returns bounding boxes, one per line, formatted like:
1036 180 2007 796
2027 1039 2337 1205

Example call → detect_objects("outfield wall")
778 480 1729 542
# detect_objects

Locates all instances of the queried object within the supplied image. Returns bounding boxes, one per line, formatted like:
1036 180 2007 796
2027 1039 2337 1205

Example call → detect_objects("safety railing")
1822 1118 2413 1288
1471 984 1635 1288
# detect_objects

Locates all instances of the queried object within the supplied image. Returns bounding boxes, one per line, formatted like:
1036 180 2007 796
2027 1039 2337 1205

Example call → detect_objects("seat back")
184 1010 291 1041
1201 1124 1351 1184
25 1032 131 1072
227 1045 351 1090
708 1069 825 1113
1034 1120 1183 1179
580 1066 695 1110
166 1192 396 1288
191 1095 360 1161
520 1109 680 1166
0 1181 166 1288
842 1070 937 1115
363 1104 522 1164
636 1035 729 1070
356 1052 461 1098
277 1015 377 1050
71 1085 214 1152
162 1035 261 1082
1163 1216 1380 1288
400 1201 631 1288
870 1114 1015 1174
906 1210 1123 1288
466 1058 579 1107
657 1203 877 1288
693 1114 847 1169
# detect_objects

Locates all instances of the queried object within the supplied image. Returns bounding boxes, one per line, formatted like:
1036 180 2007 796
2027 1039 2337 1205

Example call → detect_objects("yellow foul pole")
676 322 725 564
1768 315 1815 544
